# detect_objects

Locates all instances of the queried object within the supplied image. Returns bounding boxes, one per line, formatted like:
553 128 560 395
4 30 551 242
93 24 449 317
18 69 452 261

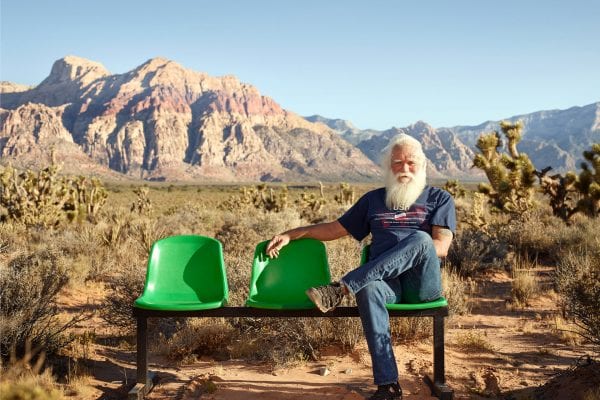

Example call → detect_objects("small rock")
344 368 353 374
319 367 330 376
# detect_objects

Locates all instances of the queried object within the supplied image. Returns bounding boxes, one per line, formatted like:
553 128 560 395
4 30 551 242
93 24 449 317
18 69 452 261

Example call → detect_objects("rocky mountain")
0 56 380 182
313 102 600 175
442 103 600 172
354 121 476 178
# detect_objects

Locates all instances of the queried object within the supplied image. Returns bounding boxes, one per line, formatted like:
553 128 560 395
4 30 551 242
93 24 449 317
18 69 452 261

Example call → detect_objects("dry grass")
454 329 496 352
157 319 237 363
0 345 65 400
442 265 473 316
510 267 539 308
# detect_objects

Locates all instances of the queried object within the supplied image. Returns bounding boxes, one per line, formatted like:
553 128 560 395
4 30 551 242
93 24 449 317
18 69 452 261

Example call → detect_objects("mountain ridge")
1 56 379 182
312 102 600 174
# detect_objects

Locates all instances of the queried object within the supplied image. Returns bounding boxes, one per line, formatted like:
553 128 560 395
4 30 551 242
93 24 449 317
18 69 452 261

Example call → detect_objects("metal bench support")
128 307 453 399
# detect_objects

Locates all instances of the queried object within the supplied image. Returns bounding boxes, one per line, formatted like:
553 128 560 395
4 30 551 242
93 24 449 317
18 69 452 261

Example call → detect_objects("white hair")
381 134 428 210
380 133 427 171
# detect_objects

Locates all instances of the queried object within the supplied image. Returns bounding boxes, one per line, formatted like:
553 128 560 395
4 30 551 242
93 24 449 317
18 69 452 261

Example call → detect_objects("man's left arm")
431 225 453 257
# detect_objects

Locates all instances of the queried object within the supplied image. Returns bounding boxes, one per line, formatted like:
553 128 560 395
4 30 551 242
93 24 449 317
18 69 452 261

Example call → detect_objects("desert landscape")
1 152 599 399
0 0 600 400
0 25 598 400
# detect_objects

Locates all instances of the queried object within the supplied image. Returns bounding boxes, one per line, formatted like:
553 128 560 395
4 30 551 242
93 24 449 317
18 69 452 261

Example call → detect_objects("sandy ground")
56 269 597 400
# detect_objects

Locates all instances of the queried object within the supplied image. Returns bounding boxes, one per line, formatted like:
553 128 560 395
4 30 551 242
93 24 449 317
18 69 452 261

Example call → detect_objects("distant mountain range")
307 102 600 177
1 56 598 182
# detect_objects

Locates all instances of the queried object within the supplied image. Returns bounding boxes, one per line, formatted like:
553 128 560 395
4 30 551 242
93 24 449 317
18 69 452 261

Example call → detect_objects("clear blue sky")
1 0 599 130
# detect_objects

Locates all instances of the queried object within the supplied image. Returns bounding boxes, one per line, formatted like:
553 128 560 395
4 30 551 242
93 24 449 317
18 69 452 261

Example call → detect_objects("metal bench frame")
129 306 453 399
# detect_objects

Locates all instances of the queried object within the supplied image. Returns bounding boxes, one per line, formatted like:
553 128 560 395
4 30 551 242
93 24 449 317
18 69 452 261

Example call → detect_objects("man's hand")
265 222 348 258
266 234 291 258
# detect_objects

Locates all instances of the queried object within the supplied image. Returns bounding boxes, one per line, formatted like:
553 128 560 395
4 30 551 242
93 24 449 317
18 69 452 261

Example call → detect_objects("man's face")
390 145 422 183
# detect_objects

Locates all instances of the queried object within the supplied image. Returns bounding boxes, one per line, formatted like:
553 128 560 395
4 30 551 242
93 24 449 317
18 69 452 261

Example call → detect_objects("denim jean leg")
400 237 441 303
355 281 400 385
342 230 437 295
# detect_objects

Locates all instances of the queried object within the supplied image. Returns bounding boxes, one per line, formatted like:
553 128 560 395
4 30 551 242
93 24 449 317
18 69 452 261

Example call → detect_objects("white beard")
385 168 427 210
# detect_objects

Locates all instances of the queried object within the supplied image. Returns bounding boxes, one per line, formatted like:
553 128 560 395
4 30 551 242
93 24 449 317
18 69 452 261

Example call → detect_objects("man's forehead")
391 145 420 159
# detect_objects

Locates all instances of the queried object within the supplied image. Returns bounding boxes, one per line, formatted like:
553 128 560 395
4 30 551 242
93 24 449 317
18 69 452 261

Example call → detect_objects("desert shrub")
498 209 599 264
100 264 145 332
552 214 600 258
163 317 360 369
326 235 362 280
0 379 65 400
0 248 80 360
555 250 600 352
446 227 507 277
390 317 432 342
160 201 225 238
441 265 472 316
510 267 539 308
128 217 169 256
234 318 334 366
499 209 562 261
454 329 496 352
159 319 237 363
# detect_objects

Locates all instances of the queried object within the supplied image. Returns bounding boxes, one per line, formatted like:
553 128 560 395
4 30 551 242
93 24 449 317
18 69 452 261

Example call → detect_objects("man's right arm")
266 221 348 258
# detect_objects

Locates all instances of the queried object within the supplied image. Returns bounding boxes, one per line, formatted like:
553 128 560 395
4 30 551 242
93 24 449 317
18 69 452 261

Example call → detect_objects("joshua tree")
472 121 537 215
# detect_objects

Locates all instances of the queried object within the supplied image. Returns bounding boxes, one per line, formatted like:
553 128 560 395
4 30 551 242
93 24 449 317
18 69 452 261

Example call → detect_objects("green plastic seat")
360 244 447 310
134 235 228 311
246 238 331 309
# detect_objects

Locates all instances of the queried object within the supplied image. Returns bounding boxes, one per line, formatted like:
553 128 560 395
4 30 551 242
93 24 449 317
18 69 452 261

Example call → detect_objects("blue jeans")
340 231 441 385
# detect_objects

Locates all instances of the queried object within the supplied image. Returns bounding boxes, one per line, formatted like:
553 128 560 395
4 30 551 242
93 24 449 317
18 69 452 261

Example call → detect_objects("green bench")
129 235 453 400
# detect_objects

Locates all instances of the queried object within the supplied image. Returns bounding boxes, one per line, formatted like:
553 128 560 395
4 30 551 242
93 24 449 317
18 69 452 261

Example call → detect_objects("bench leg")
128 316 154 400
424 315 453 400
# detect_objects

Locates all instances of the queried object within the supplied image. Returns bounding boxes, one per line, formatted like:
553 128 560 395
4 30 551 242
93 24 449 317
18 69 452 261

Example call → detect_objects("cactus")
466 192 489 233
218 185 288 213
295 192 327 223
576 143 600 217
443 179 466 199
65 176 108 222
0 163 69 228
472 121 538 215
0 159 108 227
131 186 153 215
537 143 600 221
334 183 355 205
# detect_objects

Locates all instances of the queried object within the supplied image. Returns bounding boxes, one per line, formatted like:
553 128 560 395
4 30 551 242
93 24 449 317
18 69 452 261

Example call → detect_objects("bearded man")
266 134 456 400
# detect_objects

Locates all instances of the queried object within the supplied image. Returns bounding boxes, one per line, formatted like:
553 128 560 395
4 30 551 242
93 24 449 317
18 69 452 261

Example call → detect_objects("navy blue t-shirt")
337 186 456 261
